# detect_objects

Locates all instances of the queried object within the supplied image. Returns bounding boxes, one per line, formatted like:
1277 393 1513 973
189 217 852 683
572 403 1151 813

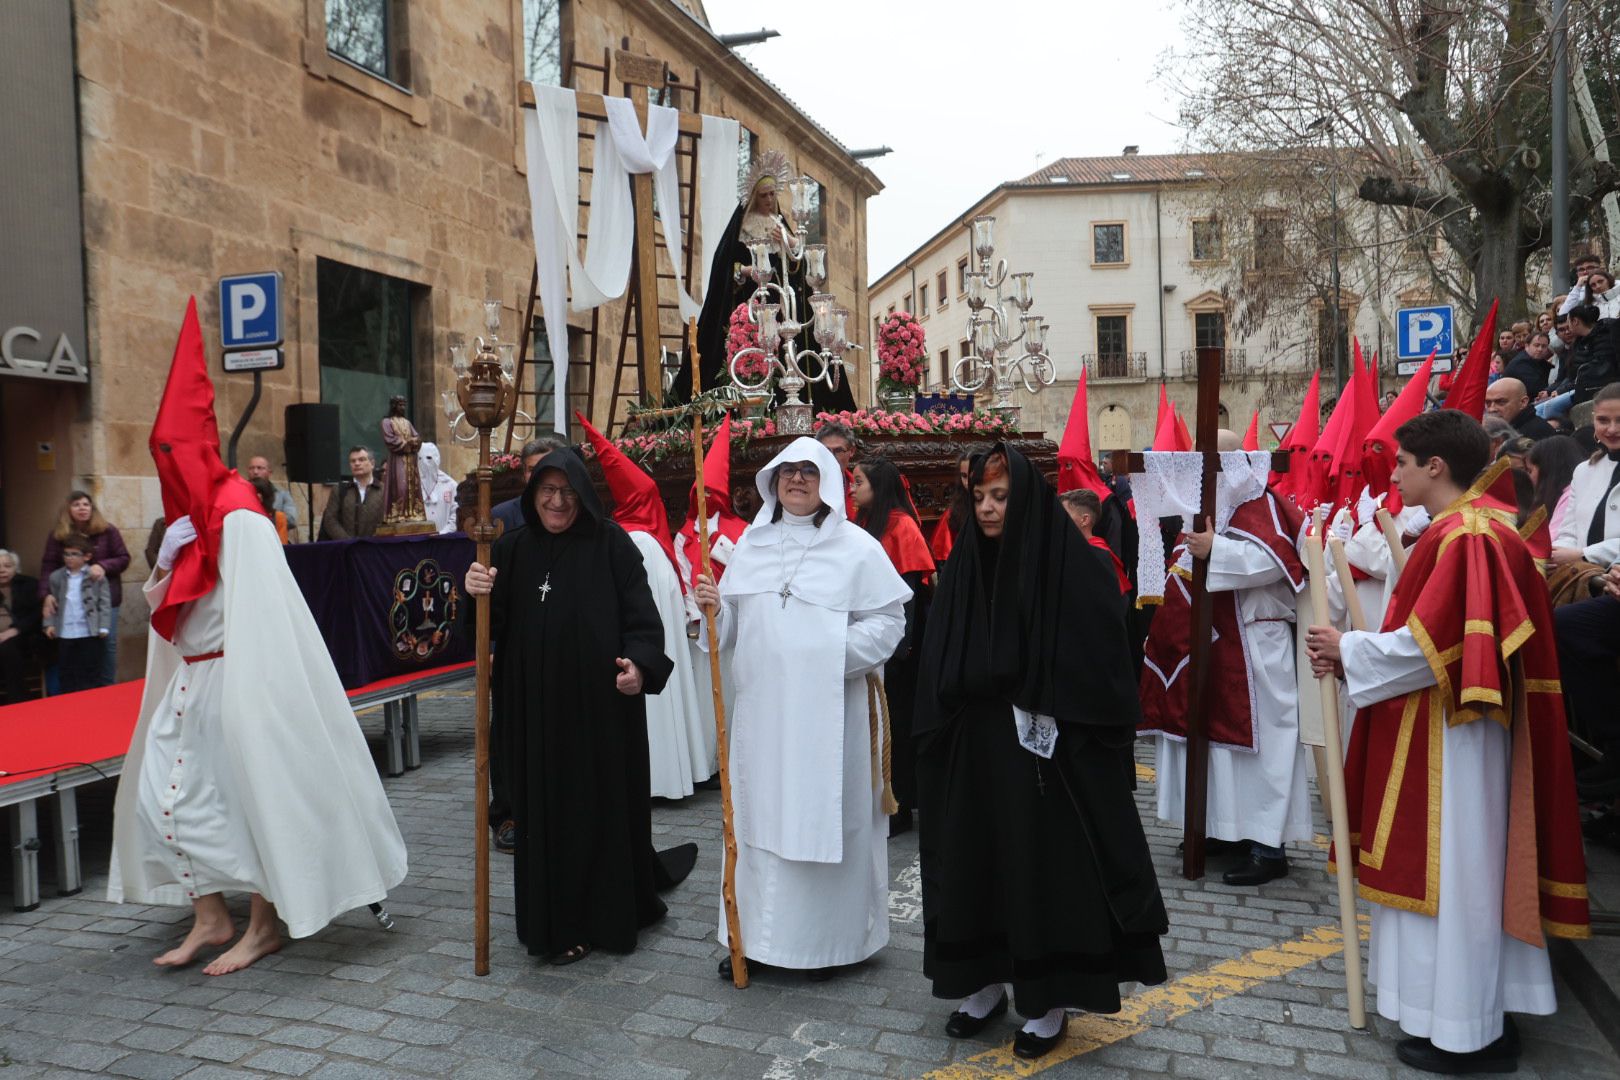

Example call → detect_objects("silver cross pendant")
778 582 792 608
538 572 552 602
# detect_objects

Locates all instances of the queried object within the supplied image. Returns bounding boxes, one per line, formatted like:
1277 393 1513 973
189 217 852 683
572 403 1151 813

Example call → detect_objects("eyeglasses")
535 484 579 504
777 463 820 480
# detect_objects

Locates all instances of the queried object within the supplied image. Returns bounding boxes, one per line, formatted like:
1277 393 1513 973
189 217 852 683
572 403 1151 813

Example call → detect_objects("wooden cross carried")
1109 346 1290 881
514 43 706 442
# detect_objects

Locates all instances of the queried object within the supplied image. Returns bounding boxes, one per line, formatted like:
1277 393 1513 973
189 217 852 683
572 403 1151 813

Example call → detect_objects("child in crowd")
44 533 112 692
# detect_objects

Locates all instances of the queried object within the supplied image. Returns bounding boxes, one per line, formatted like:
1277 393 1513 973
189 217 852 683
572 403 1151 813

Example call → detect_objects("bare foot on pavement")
153 917 236 968
202 923 282 976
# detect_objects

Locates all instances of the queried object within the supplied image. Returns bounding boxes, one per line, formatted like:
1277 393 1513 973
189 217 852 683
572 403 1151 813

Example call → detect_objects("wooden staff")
1328 537 1369 633
1305 513 1367 1029
1375 508 1409 572
690 321 748 989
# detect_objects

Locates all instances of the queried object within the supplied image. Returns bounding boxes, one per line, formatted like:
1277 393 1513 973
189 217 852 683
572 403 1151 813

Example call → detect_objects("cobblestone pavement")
2 681 1616 1079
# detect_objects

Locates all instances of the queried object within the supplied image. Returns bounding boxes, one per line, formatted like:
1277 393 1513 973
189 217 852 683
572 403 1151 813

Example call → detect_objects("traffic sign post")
218 272 284 470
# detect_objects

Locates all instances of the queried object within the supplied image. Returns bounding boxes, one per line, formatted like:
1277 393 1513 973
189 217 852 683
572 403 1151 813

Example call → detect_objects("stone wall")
45 0 876 676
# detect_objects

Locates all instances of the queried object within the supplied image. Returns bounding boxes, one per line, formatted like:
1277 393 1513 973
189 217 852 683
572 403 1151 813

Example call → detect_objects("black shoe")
1583 813 1620 846
945 992 1007 1038
1012 1014 1068 1059
889 810 914 837
1394 1019 1519 1074
1178 837 1246 856
718 954 764 980
494 820 517 854
1222 855 1289 886
806 965 840 983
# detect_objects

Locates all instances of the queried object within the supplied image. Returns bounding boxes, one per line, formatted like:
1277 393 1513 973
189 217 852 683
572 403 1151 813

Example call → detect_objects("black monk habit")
914 444 1168 1017
485 450 684 957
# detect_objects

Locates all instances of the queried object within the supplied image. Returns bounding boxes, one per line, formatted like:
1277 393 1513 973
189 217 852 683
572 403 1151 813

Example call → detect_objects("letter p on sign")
1396 305 1453 361
218 272 283 349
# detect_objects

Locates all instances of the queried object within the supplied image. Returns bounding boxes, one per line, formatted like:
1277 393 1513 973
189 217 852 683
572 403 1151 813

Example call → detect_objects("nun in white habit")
693 437 910 975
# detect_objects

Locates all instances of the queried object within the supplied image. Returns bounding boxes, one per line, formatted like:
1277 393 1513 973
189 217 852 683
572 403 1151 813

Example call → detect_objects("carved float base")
376 520 439 537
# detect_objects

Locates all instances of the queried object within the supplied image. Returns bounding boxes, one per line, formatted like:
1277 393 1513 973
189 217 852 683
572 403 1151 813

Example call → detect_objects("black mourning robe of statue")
688 204 858 413
486 450 682 957
914 444 1167 1017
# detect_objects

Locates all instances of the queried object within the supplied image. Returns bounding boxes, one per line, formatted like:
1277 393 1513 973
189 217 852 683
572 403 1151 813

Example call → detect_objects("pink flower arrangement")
489 452 525 476
875 311 928 394
726 304 772 382
813 408 1019 437
610 414 776 467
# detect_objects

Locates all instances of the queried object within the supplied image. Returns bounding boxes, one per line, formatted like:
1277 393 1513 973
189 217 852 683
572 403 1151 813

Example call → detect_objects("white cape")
629 531 713 797
109 510 408 938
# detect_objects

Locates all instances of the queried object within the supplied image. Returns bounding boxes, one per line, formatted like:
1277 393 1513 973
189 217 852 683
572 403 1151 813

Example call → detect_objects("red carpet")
0 680 145 791
1 661 475 791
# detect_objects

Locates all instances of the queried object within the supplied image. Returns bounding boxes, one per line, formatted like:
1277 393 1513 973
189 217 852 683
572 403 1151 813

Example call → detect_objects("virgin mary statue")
690 152 856 412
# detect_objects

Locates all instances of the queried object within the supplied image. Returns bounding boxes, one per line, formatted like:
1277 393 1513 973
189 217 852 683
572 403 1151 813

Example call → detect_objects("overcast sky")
701 0 1188 278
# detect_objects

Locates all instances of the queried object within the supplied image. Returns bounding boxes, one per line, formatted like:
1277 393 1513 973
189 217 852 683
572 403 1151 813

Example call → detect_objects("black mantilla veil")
485 446 694 958
915 443 1140 742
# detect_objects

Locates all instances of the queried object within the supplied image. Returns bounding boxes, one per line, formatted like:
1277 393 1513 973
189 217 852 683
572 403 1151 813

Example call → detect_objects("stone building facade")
0 0 879 677
869 151 1430 447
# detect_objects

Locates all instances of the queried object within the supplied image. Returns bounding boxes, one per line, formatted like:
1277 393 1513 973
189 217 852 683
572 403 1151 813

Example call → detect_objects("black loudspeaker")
284 403 341 484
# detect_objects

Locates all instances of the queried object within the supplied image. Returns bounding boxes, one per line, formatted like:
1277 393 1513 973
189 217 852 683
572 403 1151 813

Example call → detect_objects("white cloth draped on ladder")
523 83 730 432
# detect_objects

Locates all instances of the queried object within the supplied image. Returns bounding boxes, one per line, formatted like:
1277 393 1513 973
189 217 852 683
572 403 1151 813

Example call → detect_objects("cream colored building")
0 0 879 677
869 151 1429 448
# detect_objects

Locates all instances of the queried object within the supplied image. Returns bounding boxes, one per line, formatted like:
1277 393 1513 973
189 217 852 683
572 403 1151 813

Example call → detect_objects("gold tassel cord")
866 673 900 816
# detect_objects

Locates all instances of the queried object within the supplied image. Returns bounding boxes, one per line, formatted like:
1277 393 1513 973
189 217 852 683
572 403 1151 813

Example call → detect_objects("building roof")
1013 153 1218 187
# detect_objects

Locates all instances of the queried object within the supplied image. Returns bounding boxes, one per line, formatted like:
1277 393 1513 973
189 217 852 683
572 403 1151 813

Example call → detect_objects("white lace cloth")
1133 452 1205 602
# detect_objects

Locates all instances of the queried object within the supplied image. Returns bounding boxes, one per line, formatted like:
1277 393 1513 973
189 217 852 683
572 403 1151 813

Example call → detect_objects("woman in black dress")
913 444 1167 1058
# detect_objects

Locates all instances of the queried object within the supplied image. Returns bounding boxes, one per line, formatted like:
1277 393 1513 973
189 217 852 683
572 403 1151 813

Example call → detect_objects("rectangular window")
317 258 417 465
737 128 757 196
960 339 971 359
326 0 404 84
1317 306 1349 372
1194 312 1226 350
919 284 929 316
938 348 950 384
1096 314 1128 357
1191 218 1222 262
521 0 563 86
937 270 948 307
801 177 827 246
903 293 913 313
958 258 969 295
1092 222 1126 265
1254 212 1286 271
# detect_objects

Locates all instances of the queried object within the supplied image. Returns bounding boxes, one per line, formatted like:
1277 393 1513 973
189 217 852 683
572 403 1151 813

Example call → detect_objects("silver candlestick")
950 214 1055 424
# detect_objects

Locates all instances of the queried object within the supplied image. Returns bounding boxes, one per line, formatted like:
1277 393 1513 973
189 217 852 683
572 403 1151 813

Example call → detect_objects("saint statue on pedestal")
377 395 435 535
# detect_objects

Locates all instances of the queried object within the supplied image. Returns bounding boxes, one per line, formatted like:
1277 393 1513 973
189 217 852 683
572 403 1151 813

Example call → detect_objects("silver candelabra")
950 214 1055 422
727 176 856 435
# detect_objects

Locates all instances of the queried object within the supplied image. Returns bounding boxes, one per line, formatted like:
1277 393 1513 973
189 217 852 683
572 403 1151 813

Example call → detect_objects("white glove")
157 515 198 570
1329 508 1354 544
1356 488 1379 526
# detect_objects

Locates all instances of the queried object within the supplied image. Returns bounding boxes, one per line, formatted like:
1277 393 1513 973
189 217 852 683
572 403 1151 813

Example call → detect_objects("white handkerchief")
1013 705 1058 759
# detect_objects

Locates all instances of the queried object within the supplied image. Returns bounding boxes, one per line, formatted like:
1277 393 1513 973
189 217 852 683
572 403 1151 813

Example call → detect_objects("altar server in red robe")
1307 409 1589 1074
1139 430 1312 886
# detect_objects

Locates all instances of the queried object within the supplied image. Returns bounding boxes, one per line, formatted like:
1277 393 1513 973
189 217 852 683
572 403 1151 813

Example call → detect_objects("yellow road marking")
924 918 1370 1078
1135 763 1155 783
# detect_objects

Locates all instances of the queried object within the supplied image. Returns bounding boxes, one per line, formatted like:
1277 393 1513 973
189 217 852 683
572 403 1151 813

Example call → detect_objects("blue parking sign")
218 272 283 349
1395 305 1453 361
